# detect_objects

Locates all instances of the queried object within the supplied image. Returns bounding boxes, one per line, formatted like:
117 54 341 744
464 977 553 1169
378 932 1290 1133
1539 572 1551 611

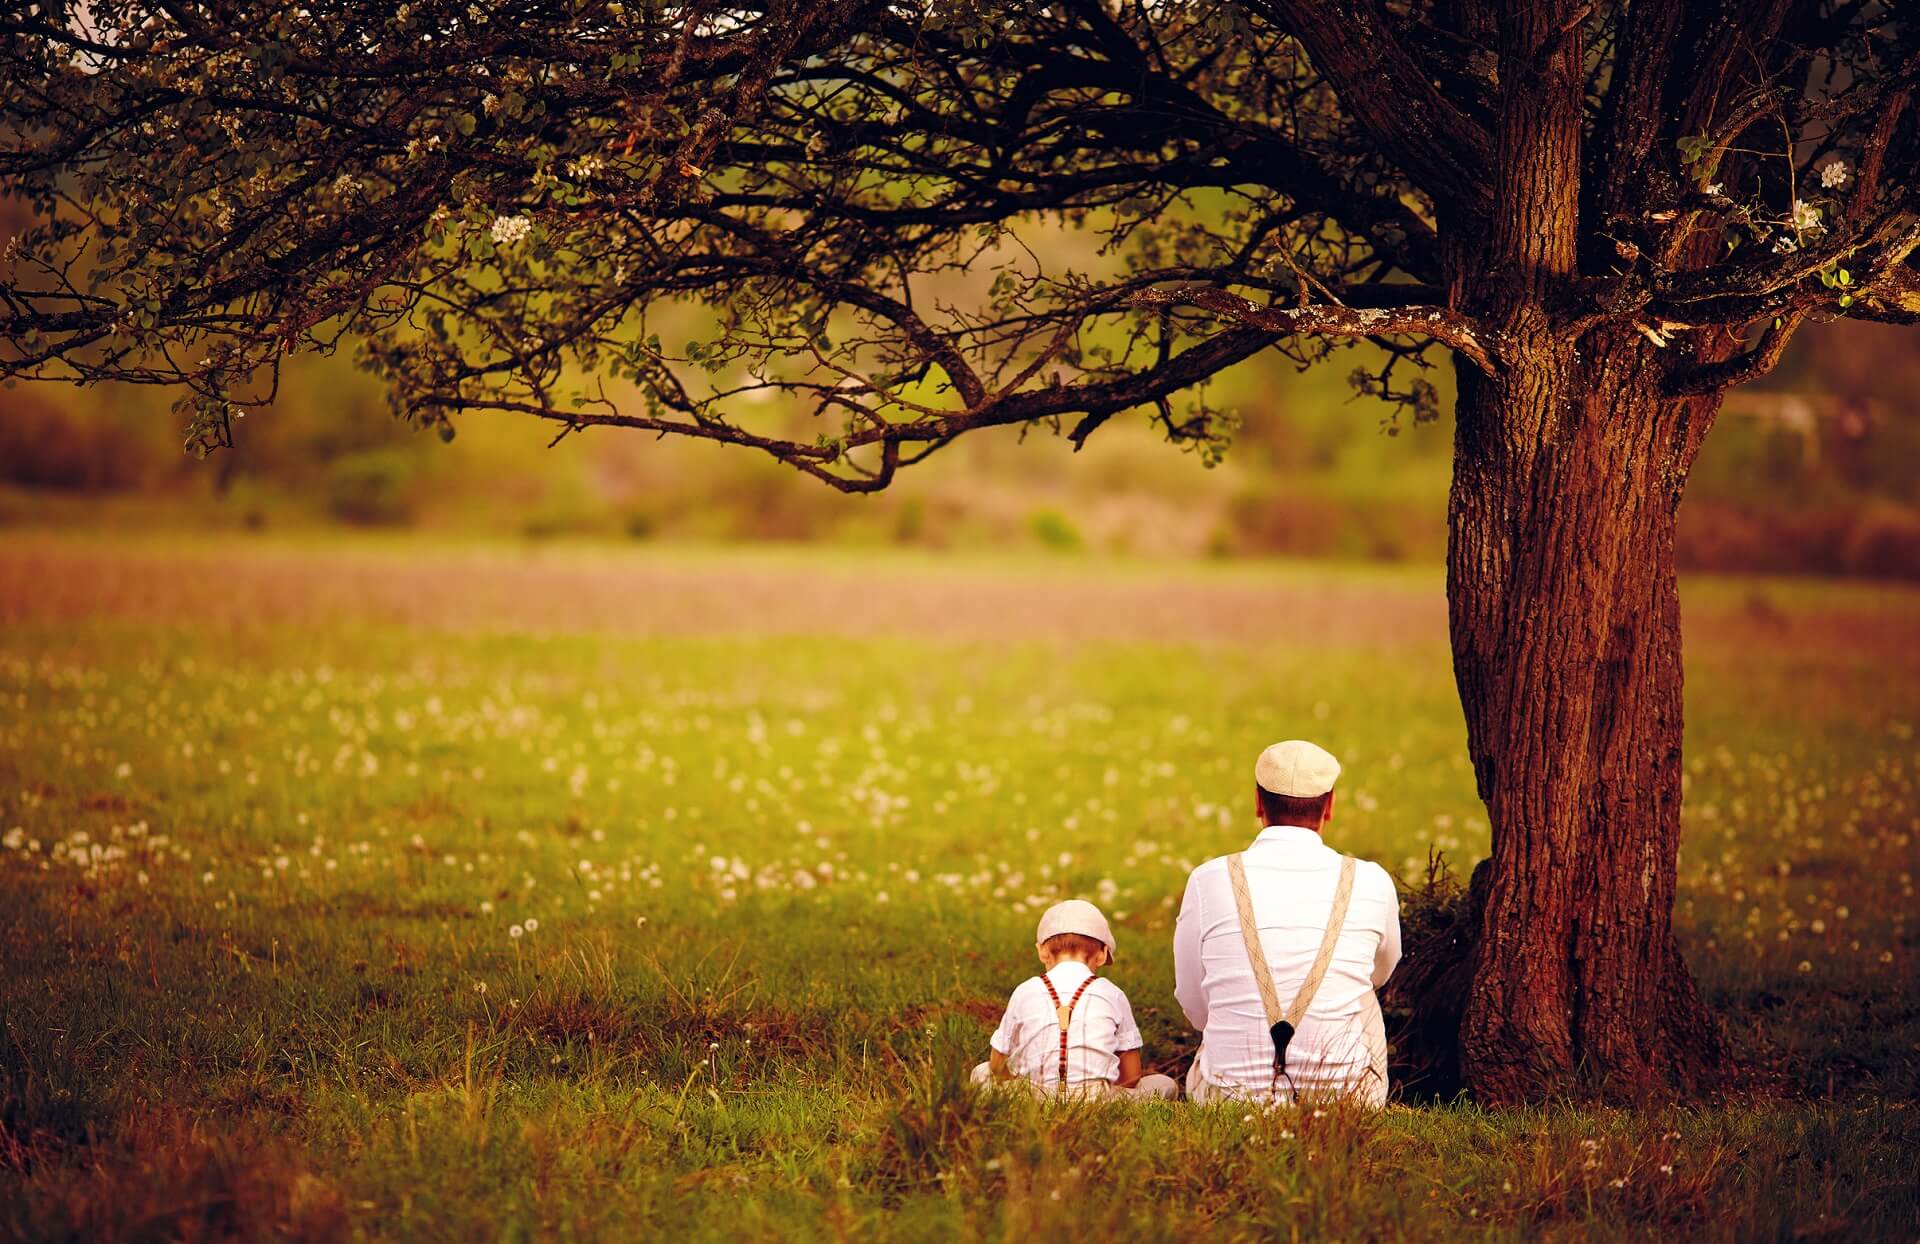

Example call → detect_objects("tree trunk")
1446 325 1724 1103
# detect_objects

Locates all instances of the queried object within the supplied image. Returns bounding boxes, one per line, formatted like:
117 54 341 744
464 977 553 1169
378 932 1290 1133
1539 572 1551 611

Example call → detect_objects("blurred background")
5 188 1918 576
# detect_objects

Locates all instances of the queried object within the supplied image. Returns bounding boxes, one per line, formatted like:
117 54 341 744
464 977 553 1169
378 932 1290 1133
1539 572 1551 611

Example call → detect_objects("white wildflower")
1820 160 1848 189
1772 235 1798 254
523 917 538 932
490 214 532 246
566 155 604 181
1704 182 1725 197
509 924 524 939
1791 198 1821 232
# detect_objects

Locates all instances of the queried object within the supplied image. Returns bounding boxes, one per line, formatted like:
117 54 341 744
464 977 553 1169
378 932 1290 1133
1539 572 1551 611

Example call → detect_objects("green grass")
1 538 1916 1241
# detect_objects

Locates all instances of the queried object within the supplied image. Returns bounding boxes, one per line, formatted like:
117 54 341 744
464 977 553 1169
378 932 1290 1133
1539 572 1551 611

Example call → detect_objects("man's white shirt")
989 961 1143 1088
1174 824 1401 1103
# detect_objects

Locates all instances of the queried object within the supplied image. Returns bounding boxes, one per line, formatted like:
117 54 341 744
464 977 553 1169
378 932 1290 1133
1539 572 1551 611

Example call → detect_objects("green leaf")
1837 268 1851 286
1838 293 1854 307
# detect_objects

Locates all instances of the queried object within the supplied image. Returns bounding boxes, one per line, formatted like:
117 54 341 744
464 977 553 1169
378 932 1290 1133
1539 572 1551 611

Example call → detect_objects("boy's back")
990 961 1140 1090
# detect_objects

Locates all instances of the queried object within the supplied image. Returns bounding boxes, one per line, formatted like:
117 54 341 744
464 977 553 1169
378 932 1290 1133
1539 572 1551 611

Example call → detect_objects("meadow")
1 531 1915 1241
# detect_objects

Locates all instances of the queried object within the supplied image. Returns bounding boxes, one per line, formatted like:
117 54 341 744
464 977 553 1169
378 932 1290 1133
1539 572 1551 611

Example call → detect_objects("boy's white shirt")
989 960 1142 1087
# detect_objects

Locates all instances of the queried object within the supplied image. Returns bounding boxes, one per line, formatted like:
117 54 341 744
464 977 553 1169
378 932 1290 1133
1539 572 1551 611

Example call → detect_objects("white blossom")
1820 160 1849 189
1791 198 1822 232
490 214 532 246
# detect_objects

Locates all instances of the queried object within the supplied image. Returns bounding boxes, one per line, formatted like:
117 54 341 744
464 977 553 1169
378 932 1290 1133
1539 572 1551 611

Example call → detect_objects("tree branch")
1241 0 1495 216
1127 285 1499 375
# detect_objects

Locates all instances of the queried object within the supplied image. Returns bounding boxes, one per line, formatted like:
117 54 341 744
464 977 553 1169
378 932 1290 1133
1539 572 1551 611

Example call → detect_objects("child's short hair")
1041 932 1108 961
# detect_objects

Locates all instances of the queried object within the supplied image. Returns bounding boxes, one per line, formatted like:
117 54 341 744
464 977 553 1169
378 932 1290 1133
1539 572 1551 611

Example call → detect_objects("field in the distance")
1 531 1916 1241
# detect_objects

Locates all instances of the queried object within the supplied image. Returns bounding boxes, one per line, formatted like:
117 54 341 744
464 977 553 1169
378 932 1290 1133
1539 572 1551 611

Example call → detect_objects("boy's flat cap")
1035 899 1117 961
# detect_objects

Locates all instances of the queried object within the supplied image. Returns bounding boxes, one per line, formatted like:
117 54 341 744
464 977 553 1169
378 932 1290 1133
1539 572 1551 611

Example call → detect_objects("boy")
971 899 1179 1100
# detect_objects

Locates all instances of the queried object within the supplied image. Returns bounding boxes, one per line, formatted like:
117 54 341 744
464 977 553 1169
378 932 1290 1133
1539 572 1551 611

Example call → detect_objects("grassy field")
1 531 1916 1241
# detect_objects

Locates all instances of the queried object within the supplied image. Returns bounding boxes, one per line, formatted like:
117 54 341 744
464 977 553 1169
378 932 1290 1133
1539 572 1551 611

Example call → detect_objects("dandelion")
1820 160 1848 189
523 917 539 932
509 924 524 939
480 900 494 914
474 981 488 994
490 214 532 247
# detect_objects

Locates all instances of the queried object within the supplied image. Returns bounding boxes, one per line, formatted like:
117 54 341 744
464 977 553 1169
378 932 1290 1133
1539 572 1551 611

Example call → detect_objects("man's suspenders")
1225 853 1358 1086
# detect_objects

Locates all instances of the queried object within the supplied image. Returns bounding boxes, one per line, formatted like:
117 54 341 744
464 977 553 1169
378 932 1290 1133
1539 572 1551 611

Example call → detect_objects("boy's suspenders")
1225 852 1358 1088
1038 973 1097 1088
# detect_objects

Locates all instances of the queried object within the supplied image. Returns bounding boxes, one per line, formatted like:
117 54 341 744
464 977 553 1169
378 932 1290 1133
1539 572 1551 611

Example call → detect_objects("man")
1174 739 1401 1106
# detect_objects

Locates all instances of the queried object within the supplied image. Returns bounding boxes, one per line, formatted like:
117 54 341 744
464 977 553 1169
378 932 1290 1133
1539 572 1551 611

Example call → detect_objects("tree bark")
1446 326 1725 1103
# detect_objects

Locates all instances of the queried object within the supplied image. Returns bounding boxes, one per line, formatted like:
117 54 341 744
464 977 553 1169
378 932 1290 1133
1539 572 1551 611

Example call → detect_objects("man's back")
1174 824 1401 1104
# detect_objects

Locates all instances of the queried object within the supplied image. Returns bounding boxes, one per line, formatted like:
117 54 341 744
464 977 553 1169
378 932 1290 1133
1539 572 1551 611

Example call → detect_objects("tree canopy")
4 0 1916 483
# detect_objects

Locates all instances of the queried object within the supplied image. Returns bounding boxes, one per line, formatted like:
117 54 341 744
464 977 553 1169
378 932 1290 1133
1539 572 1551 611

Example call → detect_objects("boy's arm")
1115 1048 1144 1088
988 1050 1014 1080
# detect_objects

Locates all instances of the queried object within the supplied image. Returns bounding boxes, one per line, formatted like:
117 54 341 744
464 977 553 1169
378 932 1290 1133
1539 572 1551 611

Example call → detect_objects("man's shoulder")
1341 854 1399 897
1187 852 1243 879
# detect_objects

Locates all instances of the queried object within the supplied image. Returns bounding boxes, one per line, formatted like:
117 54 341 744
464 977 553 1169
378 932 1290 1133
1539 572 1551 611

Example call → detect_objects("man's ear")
1323 791 1337 825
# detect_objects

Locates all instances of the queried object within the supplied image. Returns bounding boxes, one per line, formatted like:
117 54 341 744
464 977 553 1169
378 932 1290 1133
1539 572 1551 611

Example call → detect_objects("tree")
4 0 1918 1103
